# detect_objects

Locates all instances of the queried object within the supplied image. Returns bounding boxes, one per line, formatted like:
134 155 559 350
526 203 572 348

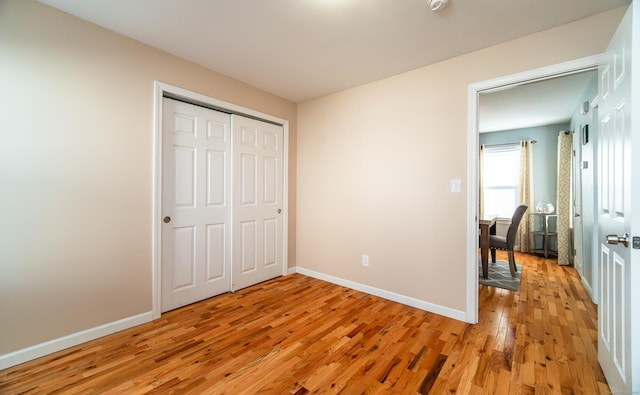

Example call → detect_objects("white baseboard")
293 266 467 322
581 274 595 303
1 268 468 370
0 311 153 370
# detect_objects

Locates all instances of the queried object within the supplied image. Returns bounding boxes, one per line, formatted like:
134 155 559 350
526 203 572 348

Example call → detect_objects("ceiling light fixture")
428 0 449 11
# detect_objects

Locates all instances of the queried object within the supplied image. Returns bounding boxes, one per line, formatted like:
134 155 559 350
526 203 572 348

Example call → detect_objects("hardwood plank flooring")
0 252 609 394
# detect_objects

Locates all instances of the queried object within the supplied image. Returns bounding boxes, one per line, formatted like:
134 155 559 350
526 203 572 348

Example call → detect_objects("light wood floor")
1 252 609 394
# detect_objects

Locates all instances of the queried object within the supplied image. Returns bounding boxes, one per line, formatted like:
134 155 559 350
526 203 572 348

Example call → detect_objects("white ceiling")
39 0 624 132
39 0 627 104
478 70 598 133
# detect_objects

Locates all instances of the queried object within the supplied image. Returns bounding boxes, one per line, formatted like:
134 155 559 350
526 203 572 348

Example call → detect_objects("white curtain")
517 140 534 252
556 131 573 265
479 145 484 220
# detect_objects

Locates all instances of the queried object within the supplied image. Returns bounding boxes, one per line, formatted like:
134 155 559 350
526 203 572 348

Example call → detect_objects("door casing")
466 55 602 324
152 81 289 319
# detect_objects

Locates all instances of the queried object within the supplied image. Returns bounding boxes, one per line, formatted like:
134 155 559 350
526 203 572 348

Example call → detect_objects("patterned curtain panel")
478 145 484 220
556 131 573 265
517 140 534 252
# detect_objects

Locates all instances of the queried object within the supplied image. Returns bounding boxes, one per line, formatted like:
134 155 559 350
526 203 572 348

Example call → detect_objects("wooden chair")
490 205 528 277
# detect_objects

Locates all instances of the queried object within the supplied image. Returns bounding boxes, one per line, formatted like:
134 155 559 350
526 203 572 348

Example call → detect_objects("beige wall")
0 0 297 355
296 8 625 311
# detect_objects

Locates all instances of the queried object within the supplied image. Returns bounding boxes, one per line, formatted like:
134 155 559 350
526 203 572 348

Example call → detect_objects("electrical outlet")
362 255 369 267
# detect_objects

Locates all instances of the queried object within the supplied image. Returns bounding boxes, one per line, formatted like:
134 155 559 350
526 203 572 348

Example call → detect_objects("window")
482 145 520 218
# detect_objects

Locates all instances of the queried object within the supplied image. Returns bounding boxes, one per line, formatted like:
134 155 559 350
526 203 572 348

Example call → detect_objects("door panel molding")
231 115 284 291
161 99 232 311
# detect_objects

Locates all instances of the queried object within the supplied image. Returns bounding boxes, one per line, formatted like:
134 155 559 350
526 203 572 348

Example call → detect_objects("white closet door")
161 98 231 312
232 115 284 290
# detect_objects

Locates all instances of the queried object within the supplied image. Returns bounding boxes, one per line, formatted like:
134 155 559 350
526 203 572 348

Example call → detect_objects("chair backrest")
506 205 528 248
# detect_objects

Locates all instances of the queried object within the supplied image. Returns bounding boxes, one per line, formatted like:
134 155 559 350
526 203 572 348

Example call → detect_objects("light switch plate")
451 179 461 193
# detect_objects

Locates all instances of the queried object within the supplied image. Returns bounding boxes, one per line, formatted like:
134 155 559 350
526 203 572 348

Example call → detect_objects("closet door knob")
163 216 171 223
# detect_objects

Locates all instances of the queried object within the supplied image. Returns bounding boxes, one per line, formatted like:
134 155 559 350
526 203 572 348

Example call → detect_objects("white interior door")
232 115 284 290
597 4 638 393
161 98 232 312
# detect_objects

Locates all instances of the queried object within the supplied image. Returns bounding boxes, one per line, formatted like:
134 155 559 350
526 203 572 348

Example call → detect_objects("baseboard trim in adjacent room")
293 266 466 322
0 311 153 370
581 275 595 303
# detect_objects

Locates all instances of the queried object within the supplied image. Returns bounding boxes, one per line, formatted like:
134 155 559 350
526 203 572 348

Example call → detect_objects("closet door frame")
151 81 289 319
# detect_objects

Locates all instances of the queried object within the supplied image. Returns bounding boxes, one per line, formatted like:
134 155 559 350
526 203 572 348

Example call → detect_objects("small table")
529 213 557 258
479 217 496 278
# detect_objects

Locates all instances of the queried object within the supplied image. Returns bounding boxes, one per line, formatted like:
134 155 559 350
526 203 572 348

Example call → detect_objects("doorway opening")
466 55 602 323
